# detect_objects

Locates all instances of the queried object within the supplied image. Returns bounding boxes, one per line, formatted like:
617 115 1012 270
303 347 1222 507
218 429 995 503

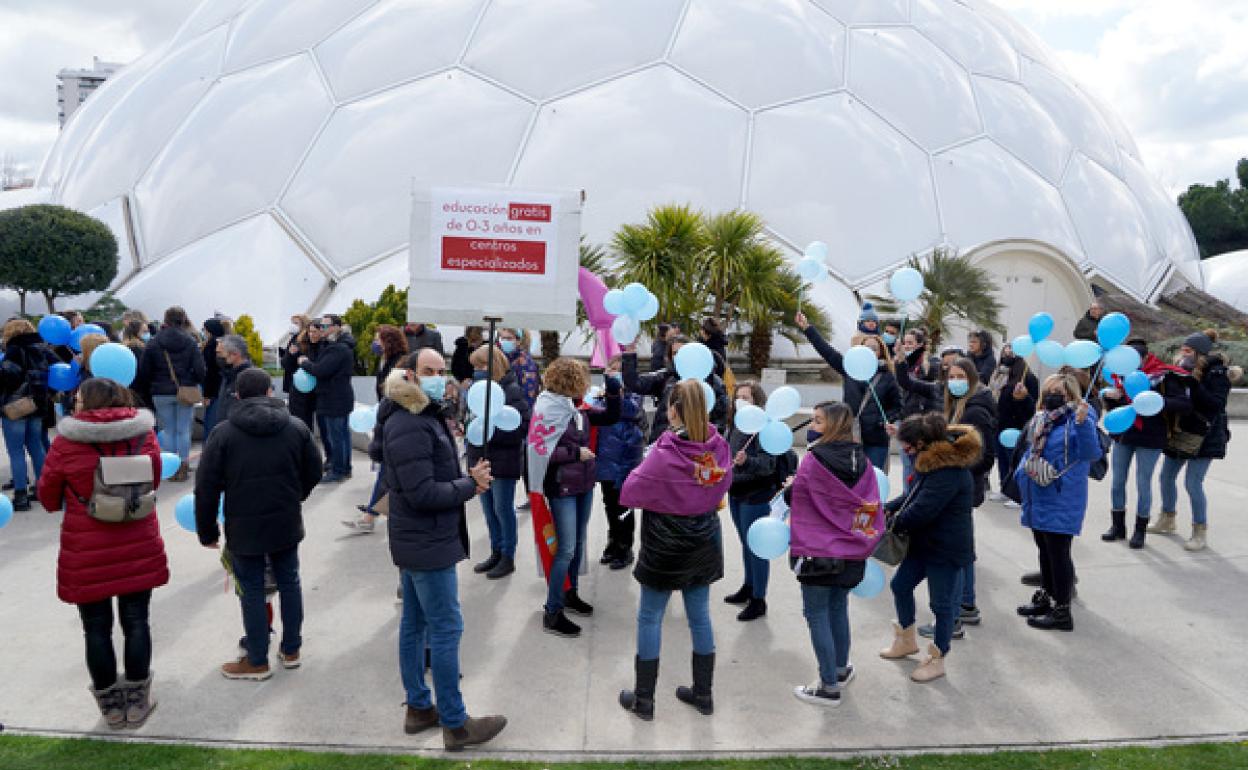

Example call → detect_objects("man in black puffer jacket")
298 315 356 482
194 368 322 682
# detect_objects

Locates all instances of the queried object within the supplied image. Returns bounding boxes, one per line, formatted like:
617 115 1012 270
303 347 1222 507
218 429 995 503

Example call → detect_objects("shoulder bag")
872 481 919 566
164 349 202 406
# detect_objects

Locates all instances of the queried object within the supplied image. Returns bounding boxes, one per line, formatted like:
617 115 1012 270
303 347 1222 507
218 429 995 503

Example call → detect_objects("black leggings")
1032 530 1075 606
77 590 152 690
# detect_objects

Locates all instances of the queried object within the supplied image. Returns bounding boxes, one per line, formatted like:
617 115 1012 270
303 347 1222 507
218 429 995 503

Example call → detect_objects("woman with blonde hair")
619 380 732 721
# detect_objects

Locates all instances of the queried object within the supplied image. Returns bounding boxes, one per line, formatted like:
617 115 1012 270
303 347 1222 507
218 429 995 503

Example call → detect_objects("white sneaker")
1004 501 1021 509
793 681 842 707
342 513 376 533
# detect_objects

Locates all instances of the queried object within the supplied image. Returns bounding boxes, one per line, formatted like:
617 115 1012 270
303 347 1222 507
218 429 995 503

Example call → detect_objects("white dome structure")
14 0 1203 342
1201 250 1248 313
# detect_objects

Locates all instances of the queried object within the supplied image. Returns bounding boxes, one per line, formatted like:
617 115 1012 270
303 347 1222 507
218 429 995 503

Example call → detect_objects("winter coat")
506 347 542 407
280 337 316 411
703 331 729 377
405 325 445 356
1188 355 1233 459
895 365 996 492
802 327 902 447
193 396 321 554
542 386 622 498
898 349 942 419
649 338 668 373
38 407 168 605
1104 369 1192 450
299 333 356 417
592 389 645 485
217 362 252 424
788 440 877 587
376 353 405 402
621 352 728 442
887 426 979 567
137 327 205 400
969 350 997 385
450 338 474 384
1017 407 1103 536
381 370 476 572
0 331 59 419
465 371 532 480
726 424 779 504
1073 312 1099 342
994 366 1039 432
203 337 223 399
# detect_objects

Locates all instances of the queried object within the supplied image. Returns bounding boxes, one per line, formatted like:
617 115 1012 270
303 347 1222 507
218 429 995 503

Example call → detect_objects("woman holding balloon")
988 344 1038 506
622 338 729 442
724 382 780 622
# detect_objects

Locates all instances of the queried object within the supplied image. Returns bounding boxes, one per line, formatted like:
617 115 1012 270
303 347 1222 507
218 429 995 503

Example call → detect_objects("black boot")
542 610 581 638
563 589 594 616
723 585 750 605
1028 604 1074 632
1101 509 1127 542
1129 516 1148 549
737 598 767 621
12 489 30 512
675 652 715 715
485 556 514 579
473 551 502 574
1016 590 1052 617
619 656 659 721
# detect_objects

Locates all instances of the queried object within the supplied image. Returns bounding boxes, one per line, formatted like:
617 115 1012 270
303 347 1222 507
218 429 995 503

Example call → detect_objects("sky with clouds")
1 0 1245 198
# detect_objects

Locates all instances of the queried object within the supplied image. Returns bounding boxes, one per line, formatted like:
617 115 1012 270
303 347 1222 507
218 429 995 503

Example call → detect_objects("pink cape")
789 452 884 560
620 427 732 515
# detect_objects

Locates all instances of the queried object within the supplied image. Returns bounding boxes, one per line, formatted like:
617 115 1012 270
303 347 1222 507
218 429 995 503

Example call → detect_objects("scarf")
526 391 578 492
1029 403 1075 456
789 452 883 559
1111 354 1188 430
620 426 731 515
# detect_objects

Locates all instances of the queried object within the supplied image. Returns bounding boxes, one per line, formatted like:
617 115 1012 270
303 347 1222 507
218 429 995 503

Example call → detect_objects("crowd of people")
3 297 1238 749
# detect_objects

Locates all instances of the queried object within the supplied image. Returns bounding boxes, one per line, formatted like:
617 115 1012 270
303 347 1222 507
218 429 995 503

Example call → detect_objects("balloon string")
867 379 889 424
1085 359 1107 401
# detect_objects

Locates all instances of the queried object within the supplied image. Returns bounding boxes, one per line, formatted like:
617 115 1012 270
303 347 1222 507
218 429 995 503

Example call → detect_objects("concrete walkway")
1 424 1247 759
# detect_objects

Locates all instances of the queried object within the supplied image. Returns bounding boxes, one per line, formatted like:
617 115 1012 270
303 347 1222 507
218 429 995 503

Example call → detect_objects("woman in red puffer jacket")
38 378 167 730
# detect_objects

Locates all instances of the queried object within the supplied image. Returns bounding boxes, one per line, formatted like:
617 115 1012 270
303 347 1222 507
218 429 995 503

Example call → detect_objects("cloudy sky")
1 0 1245 197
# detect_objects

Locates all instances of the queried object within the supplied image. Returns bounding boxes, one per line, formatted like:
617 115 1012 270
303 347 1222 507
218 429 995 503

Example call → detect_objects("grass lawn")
0 735 1245 770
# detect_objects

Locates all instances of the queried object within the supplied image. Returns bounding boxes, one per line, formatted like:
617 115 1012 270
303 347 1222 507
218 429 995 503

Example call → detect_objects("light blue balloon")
38 314 72 346
852 559 886 598
349 407 377 434
698 380 715 413
843 345 879 382
759 419 794 456
674 342 714 381
69 323 107 353
90 342 137 387
764 386 801 420
1011 335 1035 358
636 293 660 321
1104 405 1137 434
467 380 505 417
465 417 497 447
804 241 830 261
1029 312 1055 343
495 405 522 432
1036 340 1065 367
1123 371 1151 399
175 494 198 533
796 257 825 281
747 516 790 560
603 289 627 316
889 267 924 302
734 404 768 434
874 467 890 503
1000 428 1021 448
1063 340 1103 369
294 369 316 393
622 282 650 313
1103 345 1142 376
611 314 640 343
1132 390 1164 417
0 494 12 529
1097 312 1131 350
159 452 181 481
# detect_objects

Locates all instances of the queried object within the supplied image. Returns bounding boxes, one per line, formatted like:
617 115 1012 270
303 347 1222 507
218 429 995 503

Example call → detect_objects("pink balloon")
578 267 621 368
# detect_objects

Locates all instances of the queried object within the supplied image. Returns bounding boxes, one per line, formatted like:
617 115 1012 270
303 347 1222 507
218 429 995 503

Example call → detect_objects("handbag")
164 350 202 406
1166 413 1208 459
1088 428 1111 481
872 482 918 566
3 390 37 420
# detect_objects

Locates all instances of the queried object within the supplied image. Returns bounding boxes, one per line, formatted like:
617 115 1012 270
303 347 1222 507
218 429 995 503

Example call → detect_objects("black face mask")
806 429 822 444
1130 343 1148 359
1043 393 1067 412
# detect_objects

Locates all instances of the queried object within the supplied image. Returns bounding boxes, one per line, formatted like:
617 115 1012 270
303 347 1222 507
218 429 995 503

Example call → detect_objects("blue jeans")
480 477 518 558
2 417 45 491
202 396 222 436
399 566 466 729
891 556 962 655
152 395 194 461
960 563 975 607
1159 455 1212 525
231 546 302 666
322 415 352 477
365 463 386 512
800 584 852 688
996 434 1016 488
864 443 889 471
1110 443 1162 518
545 491 593 613
315 414 332 462
637 583 714 661
728 497 770 599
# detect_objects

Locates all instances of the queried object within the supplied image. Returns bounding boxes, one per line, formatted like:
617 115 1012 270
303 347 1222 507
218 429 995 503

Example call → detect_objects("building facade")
57 58 120 127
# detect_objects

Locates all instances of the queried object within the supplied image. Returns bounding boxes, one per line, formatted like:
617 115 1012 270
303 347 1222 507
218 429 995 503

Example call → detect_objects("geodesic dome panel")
222 0 375 74
1063 154 1160 296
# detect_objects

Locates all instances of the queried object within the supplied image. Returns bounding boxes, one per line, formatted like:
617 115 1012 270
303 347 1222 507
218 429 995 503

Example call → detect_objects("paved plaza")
2 425 1247 759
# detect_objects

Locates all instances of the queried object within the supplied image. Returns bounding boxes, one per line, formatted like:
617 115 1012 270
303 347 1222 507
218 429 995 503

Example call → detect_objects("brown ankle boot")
911 644 946 683
404 704 439 734
121 674 157 729
879 622 920 659
443 715 507 751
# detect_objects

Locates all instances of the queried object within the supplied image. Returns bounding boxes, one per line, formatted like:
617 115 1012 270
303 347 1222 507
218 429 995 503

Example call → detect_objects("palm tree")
611 204 707 334
868 248 1004 347
700 209 768 324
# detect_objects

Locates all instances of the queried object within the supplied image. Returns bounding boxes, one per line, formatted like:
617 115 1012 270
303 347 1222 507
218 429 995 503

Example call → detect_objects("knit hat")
858 302 879 323
203 318 225 338
1184 332 1214 356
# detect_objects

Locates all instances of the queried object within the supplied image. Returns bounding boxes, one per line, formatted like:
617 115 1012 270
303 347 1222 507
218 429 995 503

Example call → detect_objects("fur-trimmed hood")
914 424 983 474
384 369 430 414
57 407 155 444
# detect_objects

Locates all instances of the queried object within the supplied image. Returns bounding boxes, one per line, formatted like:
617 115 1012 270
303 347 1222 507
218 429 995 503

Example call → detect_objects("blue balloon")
611 314 640 343
38 314 72 346
1000 428 1021 448
1063 340 1103 369
621 283 650 314
603 289 627 316
1132 390 1164 417
874 467 890 503
467 379 505 417
174 494 198 532
852 559 886 598
1029 312 1055 343
293 369 316 393
465 417 497 447
674 342 714 381
796 256 826 282
747 516 790 560
1036 340 1065 367
734 404 768 434
69 359 81 376
1123 371 1151 400
843 345 879 382
804 241 830 261
889 267 925 302
349 407 377 433
759 419 794 456
69 323 107 352
89 342 137 387
48 362 78 392
159 452 181 481
1097 312 1131 350
1011 335 1035 358
1104 405 1137 435
494 405 522 432
1103 345 1142 376
0 494 12 529
698 380 715 414
636 293 660 321
764 386 801 420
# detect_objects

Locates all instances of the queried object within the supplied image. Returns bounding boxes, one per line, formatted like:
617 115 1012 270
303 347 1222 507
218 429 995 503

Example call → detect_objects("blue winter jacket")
1016 407 1102 536
593 390 644 485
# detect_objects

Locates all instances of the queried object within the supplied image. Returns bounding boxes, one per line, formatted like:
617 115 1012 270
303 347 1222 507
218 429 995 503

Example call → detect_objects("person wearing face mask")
966 331 997 386
341 325 409 533
297 315 357 483
1013 375 1101 632
280 315 317 432
621 336 729 443
1100 338 1192 549
897 330 941 491
215 335 253 427
987 343 1038 507
723 382 781 622
882 322 902 352
593 356 646 571
1153 330 1239 552
499 327 542 510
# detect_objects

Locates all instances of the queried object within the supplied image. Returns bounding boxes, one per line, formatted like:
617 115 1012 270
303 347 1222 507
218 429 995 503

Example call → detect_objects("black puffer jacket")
802 327 902 447
465 371 532 480
896 364 995 502
993 365 1039 432
887 426 979 567
203 337 223 399
194 396 322 554
299 333 355 417
217 362 253 424
381 371 476 572
0 332 58 419
138 327 205 400
1177 355 1232 460
726 424 778 504
899 349 941 418
969 350 997 385
634 510 723 591
1104 367 1192 450
621 352 728 442
280 337 317 410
